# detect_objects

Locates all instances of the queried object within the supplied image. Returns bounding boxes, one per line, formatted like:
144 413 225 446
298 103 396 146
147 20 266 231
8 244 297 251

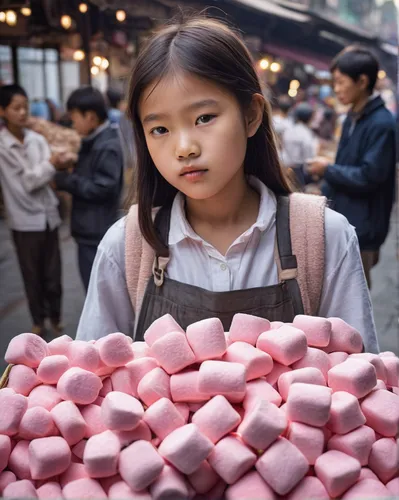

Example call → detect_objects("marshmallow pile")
0 313 398 500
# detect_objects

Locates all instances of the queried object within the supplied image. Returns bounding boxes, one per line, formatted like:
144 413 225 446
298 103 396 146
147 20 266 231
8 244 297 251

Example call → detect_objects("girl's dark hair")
127 15 293 256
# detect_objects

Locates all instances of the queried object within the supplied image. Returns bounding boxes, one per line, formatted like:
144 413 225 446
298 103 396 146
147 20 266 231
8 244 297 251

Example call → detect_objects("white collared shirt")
76 178 379 353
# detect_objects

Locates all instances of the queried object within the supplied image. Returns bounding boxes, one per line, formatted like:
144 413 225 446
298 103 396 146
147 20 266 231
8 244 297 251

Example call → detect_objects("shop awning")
263 42 331 71
230 0 311 23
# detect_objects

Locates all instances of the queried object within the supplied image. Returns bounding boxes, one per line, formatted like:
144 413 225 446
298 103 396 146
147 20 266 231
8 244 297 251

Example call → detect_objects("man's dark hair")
331 46 379 93
277 95 293 114
294 102 313 125
67 86 108 122
0 84 27 108
106 88 123 109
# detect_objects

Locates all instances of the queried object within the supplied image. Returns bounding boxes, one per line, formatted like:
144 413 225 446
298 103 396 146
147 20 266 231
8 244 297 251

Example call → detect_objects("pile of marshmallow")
0 313 398 500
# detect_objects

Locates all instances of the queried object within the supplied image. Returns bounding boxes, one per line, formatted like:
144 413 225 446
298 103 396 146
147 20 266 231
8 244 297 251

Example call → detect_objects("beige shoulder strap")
288 192 326 316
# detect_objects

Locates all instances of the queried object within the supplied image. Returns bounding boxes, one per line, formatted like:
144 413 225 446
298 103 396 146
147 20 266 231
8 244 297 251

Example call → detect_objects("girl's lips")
180 170 208 181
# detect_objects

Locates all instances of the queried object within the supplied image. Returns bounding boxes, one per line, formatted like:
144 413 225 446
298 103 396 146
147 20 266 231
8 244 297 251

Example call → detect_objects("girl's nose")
175 137 200 160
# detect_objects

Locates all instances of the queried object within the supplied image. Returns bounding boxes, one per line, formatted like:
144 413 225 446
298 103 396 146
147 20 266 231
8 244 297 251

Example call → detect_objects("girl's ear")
246 93 265 138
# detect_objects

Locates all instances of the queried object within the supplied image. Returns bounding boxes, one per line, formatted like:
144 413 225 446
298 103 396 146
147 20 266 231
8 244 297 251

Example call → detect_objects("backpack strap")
288 192 327 316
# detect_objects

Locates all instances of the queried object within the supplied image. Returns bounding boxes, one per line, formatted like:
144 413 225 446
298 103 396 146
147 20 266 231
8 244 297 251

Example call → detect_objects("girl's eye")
150 126 168 136
196 114 216 125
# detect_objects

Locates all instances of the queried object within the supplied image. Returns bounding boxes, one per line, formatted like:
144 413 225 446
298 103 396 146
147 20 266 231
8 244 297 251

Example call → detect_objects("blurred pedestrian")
0 84 65 335
53 86 124 291
307 46 396 288
272 95 294 140
106 88 123 125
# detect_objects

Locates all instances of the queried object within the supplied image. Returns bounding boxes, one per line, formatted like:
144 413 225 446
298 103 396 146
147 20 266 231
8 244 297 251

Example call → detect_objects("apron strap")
152 204 172 286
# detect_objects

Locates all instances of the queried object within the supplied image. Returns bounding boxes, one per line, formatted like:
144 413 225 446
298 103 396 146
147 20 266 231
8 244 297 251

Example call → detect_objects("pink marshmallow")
96 332 134 367
315 450 361 497
325 317 363 353
57 367 102 405
126 357 159 397
0 389 27 435
329 351 349 367
170 370 209 403
51 400 87 445
286 477 329 500
287 422 325 465
8 440 31 480
101 391 144 431
109 481 150 499
198 360 246 397
256 325 307 366
119 440 164 491
229 313 271 346
63 478 107 499
37 355 70 384
68 340 100 373
256 437 309 495
28 385 62 411
150 332 195 375
137 367 171 407
327 391 366 434
186 317 227 362
386 478 399 497
93 396 104 407
287 383 332 427
293 315 332 347
0 471 16 495
0 435 11 472
131 341 150 359
238 400 286 451
328 425 376 466
99 377 113 397
208 436 257 484
29 436 71 480
223 342 273 381
48 335 73 356
7 365 40 396
361 389 399 437
380 351 396 357
270 321 284 329
19 407 54 439
380 356 399 387
114 421 152 447
80 404 107 438
225 470 277 500
72 440 87 460
328 359 377 398
192 395 241 443
143 397 185 440
3 479 37 499
187 461 219 494
110 367 131 394
158 423 214 474
368 438 398 483
83 430 121 478
278 367 326 401
373 380 388 391
265 362 292 387
150 464 188 500
341 479 391 499
243 378 282 409
359 467 379 481
292 348 330 381
36 481 63 499
5 332 49 368
175 403 189 423
350 353 388 382
143 313 184 346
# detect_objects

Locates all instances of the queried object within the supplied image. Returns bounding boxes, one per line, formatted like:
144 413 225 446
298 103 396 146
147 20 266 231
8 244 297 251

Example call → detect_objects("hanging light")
61 14 72 29
290 79 300 90
116 10 126 22
259 58 269 70
91 66 100 76
100 58 109 70
21 7 31 16
288 89 297 98
270 62 281 73
378 70 386 79
0 12 6 22
93 56 102 66
79 3 88 13
5 10 17 26
73 50 85 61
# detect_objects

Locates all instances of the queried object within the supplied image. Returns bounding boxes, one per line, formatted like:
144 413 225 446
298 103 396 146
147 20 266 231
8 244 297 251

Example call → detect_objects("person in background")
106 88 123 125
307 46 396 288
272 95 293 141
53 86 124 291
0 84 64 336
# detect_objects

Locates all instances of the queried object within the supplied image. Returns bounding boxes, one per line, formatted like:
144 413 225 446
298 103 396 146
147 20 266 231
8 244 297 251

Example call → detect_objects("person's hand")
50 152 61 168
306 157 330 177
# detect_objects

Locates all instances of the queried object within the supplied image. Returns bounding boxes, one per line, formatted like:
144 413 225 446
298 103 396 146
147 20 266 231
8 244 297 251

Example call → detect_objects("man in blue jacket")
307 46 396 288
54 87 124 291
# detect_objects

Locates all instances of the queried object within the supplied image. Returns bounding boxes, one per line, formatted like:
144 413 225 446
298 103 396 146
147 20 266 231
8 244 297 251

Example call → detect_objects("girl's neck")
7 124 24 142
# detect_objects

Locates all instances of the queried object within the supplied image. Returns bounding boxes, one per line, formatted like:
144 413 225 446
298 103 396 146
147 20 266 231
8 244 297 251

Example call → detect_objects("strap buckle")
152 256 169 287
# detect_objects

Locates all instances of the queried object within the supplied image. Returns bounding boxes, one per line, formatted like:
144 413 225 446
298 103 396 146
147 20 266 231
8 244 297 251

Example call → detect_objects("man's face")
332 69 368 106
69 109 95 137
0 94 29 128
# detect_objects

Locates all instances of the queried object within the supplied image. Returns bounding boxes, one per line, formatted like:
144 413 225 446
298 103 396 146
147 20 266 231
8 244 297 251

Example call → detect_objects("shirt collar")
0 126 35 149
82 120 110 143
168 176 277 246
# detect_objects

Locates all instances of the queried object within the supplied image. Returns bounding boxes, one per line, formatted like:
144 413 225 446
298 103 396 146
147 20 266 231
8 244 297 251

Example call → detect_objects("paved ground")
0 207 398 375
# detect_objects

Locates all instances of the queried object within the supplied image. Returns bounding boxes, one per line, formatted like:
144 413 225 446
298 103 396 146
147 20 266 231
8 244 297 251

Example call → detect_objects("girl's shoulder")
97 215 127 272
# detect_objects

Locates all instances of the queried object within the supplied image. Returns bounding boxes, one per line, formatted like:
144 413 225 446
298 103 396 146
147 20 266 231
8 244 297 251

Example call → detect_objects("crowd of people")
0 23 396 345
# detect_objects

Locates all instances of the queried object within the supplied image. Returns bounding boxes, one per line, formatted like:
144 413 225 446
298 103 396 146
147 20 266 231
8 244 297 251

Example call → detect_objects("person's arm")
20 136 56 193
76 223 135 341
318 210 379 353
323 124 395 194
54 147 122 202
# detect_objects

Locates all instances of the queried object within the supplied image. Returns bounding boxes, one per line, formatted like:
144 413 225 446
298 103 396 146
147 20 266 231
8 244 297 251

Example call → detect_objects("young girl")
76 17 378 353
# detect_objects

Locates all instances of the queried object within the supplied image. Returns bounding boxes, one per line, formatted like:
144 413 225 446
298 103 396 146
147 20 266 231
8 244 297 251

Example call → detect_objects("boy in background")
54 86 124 291
0 84 63 335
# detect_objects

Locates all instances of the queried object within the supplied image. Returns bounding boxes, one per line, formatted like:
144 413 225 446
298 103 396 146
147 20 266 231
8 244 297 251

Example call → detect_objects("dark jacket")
55 123 124 245
322 95 396 251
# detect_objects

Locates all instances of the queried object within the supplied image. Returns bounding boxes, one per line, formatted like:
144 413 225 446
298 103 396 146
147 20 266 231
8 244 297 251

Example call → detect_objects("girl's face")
139 72 262 200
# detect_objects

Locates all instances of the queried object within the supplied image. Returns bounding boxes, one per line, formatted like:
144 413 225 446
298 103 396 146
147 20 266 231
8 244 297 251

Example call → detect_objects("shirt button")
220 263 227 271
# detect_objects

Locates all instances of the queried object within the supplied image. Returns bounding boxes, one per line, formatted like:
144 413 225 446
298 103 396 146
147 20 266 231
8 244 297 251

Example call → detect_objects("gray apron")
135 196 304 340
